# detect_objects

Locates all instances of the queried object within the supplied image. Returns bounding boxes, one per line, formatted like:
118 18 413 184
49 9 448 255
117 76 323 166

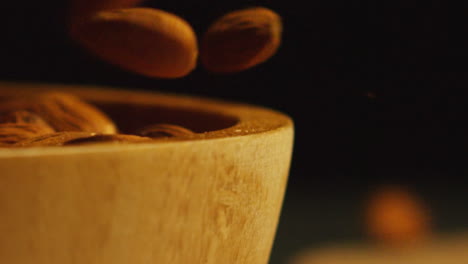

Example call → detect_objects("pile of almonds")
68 1 283 78
0 91 194 148
1 3 284 147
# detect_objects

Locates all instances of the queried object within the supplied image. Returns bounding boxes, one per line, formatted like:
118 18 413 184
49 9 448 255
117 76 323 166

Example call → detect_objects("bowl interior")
0 88 239 134
96 102 238 134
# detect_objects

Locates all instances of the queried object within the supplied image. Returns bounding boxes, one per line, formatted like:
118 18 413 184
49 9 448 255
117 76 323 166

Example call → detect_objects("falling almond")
200 7 282 73
70 8 198 78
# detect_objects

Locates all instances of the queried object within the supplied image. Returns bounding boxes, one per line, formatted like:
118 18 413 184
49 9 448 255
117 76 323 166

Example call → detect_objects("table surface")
269 175 468 264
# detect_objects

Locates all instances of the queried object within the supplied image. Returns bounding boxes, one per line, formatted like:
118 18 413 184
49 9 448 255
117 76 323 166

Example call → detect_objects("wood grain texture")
0 81 294 264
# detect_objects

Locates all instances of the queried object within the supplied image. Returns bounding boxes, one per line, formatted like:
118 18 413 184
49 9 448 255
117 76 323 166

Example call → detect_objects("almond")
14 131 97 147
0 92 116 134
32 92 117 134
0 123 55 145
0 110 53 128
64 134 153 145
200 7 282 73
136 123 194 138
70 8 198 78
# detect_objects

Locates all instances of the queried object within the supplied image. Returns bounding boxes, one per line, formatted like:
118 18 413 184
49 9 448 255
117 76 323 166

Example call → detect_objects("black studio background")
0 1 464 263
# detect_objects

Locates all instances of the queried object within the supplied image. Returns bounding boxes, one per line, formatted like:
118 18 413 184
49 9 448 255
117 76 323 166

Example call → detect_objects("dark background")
0 1 464 263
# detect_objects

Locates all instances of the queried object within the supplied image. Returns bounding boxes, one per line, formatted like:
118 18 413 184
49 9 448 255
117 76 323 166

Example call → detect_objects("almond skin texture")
14 132 97 147
200 7 282 73
0 92 117 134
71 8 198 78
68 0 144 28
0 110 52 128
33 92 117 134
0 123 55 145
137 123 194 138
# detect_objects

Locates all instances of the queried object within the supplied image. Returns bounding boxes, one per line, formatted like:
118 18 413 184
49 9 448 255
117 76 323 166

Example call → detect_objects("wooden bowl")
0 81 294 264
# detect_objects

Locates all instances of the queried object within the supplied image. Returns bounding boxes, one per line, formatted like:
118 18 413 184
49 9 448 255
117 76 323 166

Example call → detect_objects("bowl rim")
0 81 293 158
